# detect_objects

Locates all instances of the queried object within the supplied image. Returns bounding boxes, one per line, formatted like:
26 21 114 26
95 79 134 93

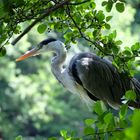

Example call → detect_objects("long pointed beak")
16 48 38 62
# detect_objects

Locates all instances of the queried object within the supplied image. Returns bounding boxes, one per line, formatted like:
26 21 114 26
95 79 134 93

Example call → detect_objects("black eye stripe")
39 38 57 46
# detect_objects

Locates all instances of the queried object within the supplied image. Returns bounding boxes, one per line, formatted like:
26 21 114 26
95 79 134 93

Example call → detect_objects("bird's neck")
51 46 67 81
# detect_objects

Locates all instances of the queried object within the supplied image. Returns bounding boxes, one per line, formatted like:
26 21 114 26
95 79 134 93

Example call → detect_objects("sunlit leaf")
115 2 125 13
131 42 140 51
15 135 22 140
96 10 105 22
132 110 140 131
37 24 47 34
125 90 136 101
90 2 96 9
115 40 123 45
60 130 67 138
119 104 128 119
93 101 105 115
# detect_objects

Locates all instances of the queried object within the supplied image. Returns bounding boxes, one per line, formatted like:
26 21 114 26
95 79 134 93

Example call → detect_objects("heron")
16 38 140 109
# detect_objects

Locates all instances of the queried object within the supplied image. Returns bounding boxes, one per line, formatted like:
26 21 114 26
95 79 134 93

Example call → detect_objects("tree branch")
69 0 90 5
81 128 124 139
66 4 134 73
11 0 70 45
66 5 106 54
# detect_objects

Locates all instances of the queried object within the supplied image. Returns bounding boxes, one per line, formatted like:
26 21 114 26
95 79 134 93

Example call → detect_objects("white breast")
61 68 93 106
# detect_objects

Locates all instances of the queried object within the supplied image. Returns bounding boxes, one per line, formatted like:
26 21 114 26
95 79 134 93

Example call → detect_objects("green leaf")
131 42 140 51
112 30 117 39
15 135 22 140
93 101 105 115
102 1 108 6
104 113 113 124
90 2 96 9
92 30 98 37
115 40 123 45
105 23 111 29
84 126 94 135
60 130 67 138
0 47 6 57
112 45 120 54
0 1 7 18
132 110 140 131
125 90 136 101
85 119 95 125
106 1 113 12
112 61 119 69
108 30 117 40
119 104 128 119
123 50 132 56
96 10 105 22
120 119 128 128
14 25 21 34
115 2 125 13
37 24 47 34
106 16 112 22
64 32 73 40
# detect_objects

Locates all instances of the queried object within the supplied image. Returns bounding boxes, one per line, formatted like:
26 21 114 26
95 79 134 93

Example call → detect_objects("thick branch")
11 0 70 45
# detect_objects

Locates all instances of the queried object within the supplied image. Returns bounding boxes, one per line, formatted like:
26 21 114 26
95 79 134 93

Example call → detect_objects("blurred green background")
0 0 140 139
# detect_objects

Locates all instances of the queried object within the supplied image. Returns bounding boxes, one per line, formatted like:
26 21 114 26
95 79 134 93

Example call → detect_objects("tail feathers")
129 78 140 108
128 101 140 109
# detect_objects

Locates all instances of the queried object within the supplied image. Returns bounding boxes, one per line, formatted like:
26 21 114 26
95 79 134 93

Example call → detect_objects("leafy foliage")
41 102 140 140
0 0 137 76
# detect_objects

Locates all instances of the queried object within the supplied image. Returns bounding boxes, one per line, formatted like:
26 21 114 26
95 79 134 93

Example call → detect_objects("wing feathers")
69 53 140 108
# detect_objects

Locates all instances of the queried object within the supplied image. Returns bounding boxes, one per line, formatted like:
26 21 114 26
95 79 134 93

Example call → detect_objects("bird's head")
16 38 65 62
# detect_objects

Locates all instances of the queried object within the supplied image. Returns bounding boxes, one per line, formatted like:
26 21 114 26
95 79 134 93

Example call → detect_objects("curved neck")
51 45 67 81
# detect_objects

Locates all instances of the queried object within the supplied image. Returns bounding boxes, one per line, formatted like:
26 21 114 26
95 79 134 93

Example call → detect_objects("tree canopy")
0 0 139 75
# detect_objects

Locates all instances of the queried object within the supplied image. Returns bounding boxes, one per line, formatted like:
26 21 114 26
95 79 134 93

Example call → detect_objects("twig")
69 0 90 5
81 128 124 139
66 5 136 73
66 4 136 73
11 0 70 45
66 5 112 56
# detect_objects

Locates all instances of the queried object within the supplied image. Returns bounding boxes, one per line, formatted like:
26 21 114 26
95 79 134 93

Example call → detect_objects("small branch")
81 128 124 139
66 5 108 55
66 4 135 73
69 0 90 5
11 0 70 45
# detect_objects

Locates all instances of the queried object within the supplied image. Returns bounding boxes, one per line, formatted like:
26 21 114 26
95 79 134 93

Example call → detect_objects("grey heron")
16 38 140 109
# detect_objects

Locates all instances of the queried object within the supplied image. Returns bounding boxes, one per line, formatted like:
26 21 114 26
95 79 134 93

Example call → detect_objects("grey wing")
75 55 129 107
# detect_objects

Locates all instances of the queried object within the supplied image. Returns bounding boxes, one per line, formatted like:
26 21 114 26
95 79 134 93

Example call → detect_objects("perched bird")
16 38 140 109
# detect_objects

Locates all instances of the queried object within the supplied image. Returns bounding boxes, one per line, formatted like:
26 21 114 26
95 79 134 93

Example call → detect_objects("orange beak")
16 48 38 62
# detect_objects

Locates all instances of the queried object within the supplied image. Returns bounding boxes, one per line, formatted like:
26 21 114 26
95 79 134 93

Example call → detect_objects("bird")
16 38 140 109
